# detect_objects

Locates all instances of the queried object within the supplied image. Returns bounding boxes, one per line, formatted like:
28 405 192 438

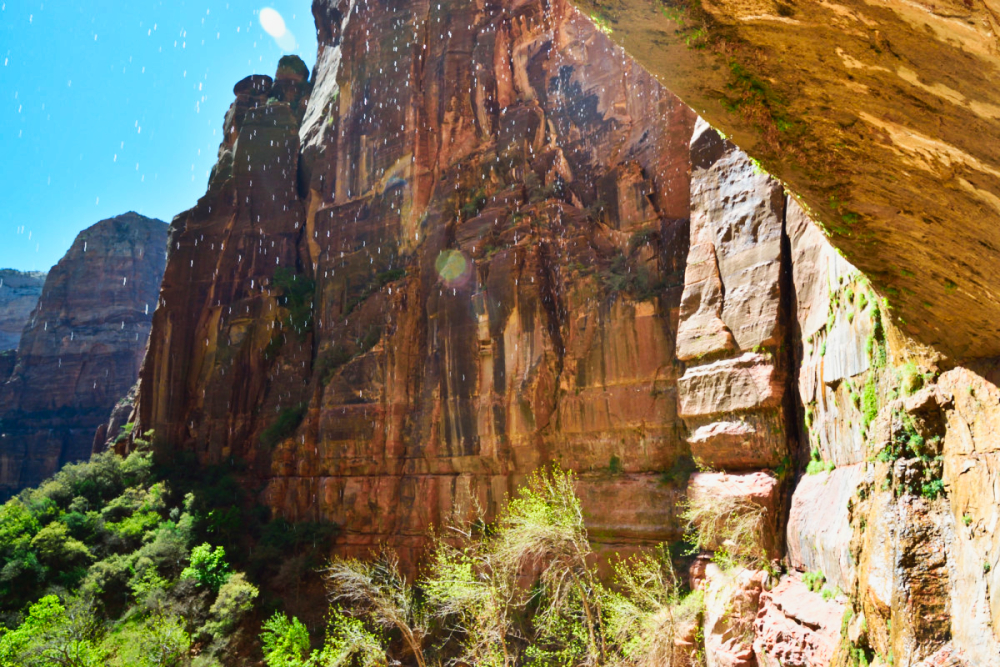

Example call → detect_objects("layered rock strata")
0 213 167 500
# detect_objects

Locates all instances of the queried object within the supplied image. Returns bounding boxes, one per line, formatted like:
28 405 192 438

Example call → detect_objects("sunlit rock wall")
132 2 1000 663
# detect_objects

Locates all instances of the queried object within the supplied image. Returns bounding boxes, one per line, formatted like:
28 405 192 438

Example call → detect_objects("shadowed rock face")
0 270 46 354
0 213 167 500
569 0 1000 360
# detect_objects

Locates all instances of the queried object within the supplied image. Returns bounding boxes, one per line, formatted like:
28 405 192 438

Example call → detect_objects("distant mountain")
0 212 167 500
0 269 47 353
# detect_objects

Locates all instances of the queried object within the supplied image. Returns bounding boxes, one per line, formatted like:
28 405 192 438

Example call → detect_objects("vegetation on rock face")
680 492 769 573
261 467 708 667
0 455 757 666
273 267 316 337
0 439 336 666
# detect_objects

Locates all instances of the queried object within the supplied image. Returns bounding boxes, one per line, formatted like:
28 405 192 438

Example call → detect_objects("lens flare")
435 250 470 285
259 8 287 38
260 7 297 50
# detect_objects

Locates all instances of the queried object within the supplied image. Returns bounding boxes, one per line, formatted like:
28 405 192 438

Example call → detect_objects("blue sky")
0 1 318 272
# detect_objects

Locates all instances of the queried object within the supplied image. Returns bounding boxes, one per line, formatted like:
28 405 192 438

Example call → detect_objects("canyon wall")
131 0 1000 665
0 213 167 500
569 0 1000 362
0 270 46 355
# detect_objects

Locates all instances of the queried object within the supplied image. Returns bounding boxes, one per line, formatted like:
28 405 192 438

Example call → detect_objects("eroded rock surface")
136 4 696 558
570 0 1000 360
124 1 1000 664
753 574 844 667
0 213 166 500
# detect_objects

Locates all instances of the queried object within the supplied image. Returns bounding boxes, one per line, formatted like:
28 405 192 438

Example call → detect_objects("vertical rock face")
0 270 46 355
0 213 167 500
128 1 1000 664
137 0 697 558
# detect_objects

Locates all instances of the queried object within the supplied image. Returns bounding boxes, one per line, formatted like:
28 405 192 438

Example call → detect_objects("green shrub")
260 612 312 666
803 570 826 593
205 573 259 637
181 543 231 592
272 267 316 336
921 479 945 500
609 455 623 475
862 380 878 431
260 403 308 449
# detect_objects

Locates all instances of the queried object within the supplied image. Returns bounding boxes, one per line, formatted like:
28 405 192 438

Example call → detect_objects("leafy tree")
0 594 105 667
494 467 607 664
260 612 312 667
325 549 428 667
30 522 92 567
180 543 230 592
204 573 258 637
100 613 191 667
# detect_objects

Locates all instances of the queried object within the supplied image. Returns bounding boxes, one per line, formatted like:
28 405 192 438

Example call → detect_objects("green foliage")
0 440 337 666
627 228 658 255
862 380 878 432
273 268 316 336
261 613 312 667
802 570 826 593
101 613 192 667
0 594 105 667
317 466 709 667
897 362 933 397
316 608 387 667
608 456 623 476
963 513 973 527
806 449 834 475
461 188 489 218
181 543 230 592
659 455 697 486
921 479 945 500
681 490 769 573
866 307 887 369
590 12 613 34
260 403 308 449
602 254 666 302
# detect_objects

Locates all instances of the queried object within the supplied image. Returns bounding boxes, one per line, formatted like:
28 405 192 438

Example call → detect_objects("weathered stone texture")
753 574 844 667
136 2 696 556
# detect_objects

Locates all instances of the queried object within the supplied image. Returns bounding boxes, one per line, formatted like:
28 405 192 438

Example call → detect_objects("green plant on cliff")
806 449 833 475
602 253 666 302
861 379 878 432
273 267 316 336
300 467 706 667
680 493 768 572
260 403 308 449
802 570 825 593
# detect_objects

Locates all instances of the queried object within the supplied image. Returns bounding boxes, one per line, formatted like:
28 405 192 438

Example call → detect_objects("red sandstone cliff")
132 1 1000 665
0 213 167 500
